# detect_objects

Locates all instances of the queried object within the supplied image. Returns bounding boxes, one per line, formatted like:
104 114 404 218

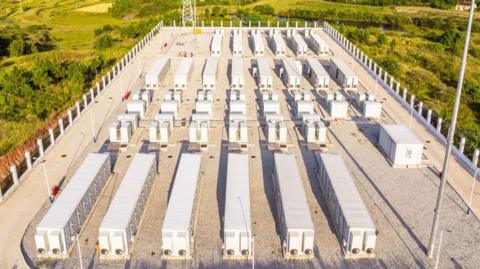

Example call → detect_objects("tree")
94 34 114 50
253 4 275 16
376 33 387 46
212 6 222 17
8 39 26 56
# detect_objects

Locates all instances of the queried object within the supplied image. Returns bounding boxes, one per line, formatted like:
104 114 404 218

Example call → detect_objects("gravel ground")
22 27 480 269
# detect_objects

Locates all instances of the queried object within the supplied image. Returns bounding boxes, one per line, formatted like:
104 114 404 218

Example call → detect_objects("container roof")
381 124 423 145
146 58 169 77
99 154 156 231
330 58 356 77
273 153 314 230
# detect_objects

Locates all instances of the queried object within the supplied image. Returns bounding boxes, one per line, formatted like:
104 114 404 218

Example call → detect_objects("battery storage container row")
146 58 170 89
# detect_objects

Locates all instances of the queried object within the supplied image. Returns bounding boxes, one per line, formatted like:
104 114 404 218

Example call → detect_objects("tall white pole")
434 230 445 269
252 235 255 269
89 109 96 143
467 168 479 215
76 233 84 269
428 0 476 258
41 160 52 203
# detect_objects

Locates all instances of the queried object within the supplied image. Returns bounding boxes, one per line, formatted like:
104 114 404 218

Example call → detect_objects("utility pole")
427 0 476 258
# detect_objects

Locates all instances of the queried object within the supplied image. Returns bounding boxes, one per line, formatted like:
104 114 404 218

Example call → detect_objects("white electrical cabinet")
195 100 213 116
292 90 311 101
330 58 358 90
263 100 280 116
35 153 111 257
161 153 202 258
295 100 315 118
99 153 156 258
230 58 244 89
270 34 286 56
118 113 139 131
110 121 133 144
161 100 179 119
146 58 170 89
328 100 348 119
132 89 153 107
210 33 223 56
378 124 424 167
305 58 329 90
164 89 182 103
281 59 302 90
267 114 287 144
230 100 246 114
224 153 252 258
197 89 213 102
189 113 210 145
362 101 382 119
230 90 246 101
127 100 146 119
308 34 329 56
273 153 315 258
262 90 278 101
251 34 264 56
149 113 174 144
255 58 273 90
174 58 194 89
302 114 327 144
290 33 308 56
232 30 243 56
202 58 219 89
229 113 248 144
315 152 376 258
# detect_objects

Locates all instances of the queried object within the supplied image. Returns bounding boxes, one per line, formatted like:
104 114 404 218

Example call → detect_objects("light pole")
467 168 479 216
89 109 96 143
72 233 84 269
252 235 255 269
427 0 476 258
41 160 52 203
433 230 447 269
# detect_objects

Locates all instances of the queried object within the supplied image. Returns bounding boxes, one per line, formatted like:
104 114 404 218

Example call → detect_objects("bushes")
253 4 275 16
94 34 114 50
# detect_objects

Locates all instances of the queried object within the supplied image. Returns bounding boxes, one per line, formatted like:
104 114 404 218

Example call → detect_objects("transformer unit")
132 89 153 107
161 100 179 119
261 90 278 102
210 33 223 56
230 90 246 101
230 100 246 114
328 100 348 119
35 153 111 257
273 153 315 258
305 58 329 90
99 154 156 258
127 100 146 119
202 58 219 90
255 58 273 90
378 124 424 167
362 101 382 119
174 58 194 89
161 153 202 258
195 100 213 116
308 34 329 56
224 153 252 258
266 114 287 144
189 113 210 145
149 113 174 144
164 89 182 103
229 113 248 144
251 34 264 56
118 113 139 131
290 33 308 56
315 153 376 258
330 58 358 90
197 89 214 102
302 114 327 144
270 34 286 56
292 90 311 101
145 58 170 89
109 121 133 144
295 100 315 118
281 59 302 90
232 30 243 56
263 100 280 117
230 58 245 89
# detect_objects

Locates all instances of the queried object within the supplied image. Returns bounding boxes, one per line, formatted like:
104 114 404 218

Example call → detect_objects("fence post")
25 151 32 170
473 149 480 167
58 118 64 136
90 88 94 100
83 94 88 109
459 137 466 154
427 109 432 124
402 88 407 101
436 118 442 133
418 101 423 116
96 82 101 96
10 165 19 185
68 109 73 126
49 128 55 146
410 95 415 109
395 82 400 95
37 138 44 157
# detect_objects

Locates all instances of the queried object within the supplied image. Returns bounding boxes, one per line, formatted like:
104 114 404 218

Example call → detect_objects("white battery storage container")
263 100 280 116
232 30 243 56
229 113 248 144
230 100 246 114
35 153 111 257
230 58 244 89
145 58 170 89
202 58 219 89
295 100 315 118
378 124 424 167
273 153 315 258
270 34 286 56
161 153 202 258
315 152 376 258
281 59 302 90
329 58 358 90
195 100 213 116
210 33 223 56
328 100 348 119
255 58 273 90
362 101 382 119
99 153 156 258
251 34 264 56
305 58 329 90
308 34 329 56
127 100 146 119
161 100 179 119
174 58 194 89
290 33 308 56
302 114 327 144
224 153 252 258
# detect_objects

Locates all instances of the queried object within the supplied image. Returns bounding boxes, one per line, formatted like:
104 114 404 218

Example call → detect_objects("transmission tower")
182 0 196 26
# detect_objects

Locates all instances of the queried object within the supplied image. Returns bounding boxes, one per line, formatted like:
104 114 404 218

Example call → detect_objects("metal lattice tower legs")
182 0 196 26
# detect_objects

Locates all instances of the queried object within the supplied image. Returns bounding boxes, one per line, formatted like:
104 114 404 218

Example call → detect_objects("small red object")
51 185 59 197
164 42 168 48
123 90 131 100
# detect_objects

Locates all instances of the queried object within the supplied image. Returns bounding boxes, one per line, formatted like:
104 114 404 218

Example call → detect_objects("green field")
0 0 479 158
